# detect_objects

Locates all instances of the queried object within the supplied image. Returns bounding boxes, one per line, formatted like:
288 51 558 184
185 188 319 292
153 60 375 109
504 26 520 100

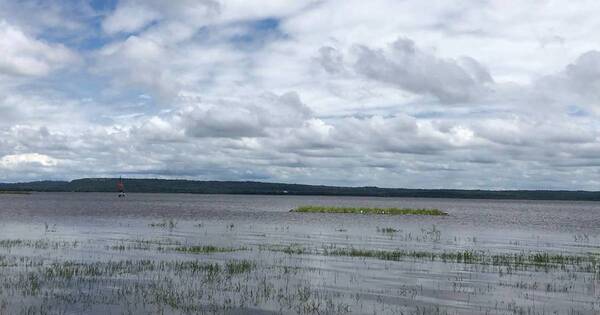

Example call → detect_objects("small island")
291 206 448 216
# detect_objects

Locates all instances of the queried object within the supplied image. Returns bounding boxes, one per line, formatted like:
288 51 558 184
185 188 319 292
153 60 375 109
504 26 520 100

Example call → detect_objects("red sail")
117 179 124 192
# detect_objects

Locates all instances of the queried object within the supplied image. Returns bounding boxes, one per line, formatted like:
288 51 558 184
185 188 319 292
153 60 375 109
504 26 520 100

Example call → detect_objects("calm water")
0 193 599 314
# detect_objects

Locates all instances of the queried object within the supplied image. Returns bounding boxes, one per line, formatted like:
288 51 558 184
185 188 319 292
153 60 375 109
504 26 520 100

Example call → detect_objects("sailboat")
117 177 125 197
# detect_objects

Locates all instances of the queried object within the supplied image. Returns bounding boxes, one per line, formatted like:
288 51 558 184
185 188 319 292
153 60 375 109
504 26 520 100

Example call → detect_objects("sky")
2 0 600 189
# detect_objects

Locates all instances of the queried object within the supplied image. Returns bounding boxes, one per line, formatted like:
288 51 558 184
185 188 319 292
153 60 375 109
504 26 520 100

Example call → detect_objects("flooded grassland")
0 193 599 314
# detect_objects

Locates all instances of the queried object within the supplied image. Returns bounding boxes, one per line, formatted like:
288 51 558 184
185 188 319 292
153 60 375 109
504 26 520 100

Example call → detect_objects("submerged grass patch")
0 239 78 250
173 245 244 254
323 247 600 270
260 243 308 255
262 243 600 272
0 255 358 315
1 238 598 315
39 259 251 279
292 206 447 216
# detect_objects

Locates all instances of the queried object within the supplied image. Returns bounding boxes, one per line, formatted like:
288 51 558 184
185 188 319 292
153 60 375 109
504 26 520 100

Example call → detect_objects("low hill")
1 178 599 201
1 178 347 194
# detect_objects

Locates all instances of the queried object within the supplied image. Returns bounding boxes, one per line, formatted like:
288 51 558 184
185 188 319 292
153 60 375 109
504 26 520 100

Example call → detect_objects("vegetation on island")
291 206 447 215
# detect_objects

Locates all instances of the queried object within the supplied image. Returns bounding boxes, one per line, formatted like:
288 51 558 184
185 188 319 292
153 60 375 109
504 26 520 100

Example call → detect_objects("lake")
0 193 599 314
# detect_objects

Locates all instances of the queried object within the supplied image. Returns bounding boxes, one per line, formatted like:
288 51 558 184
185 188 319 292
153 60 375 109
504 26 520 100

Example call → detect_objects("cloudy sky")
2 0 600 189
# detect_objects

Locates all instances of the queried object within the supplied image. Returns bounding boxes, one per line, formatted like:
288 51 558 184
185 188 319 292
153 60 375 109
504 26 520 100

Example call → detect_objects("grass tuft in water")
148 219 177 229
377 227 399 233
225 260 255 274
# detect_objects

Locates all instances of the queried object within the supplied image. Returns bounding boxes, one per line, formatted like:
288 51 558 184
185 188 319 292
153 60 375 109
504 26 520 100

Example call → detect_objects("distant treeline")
0 178 599 201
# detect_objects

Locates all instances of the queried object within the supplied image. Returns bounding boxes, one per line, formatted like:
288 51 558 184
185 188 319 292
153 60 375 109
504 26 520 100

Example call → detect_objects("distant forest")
0 178 599 201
